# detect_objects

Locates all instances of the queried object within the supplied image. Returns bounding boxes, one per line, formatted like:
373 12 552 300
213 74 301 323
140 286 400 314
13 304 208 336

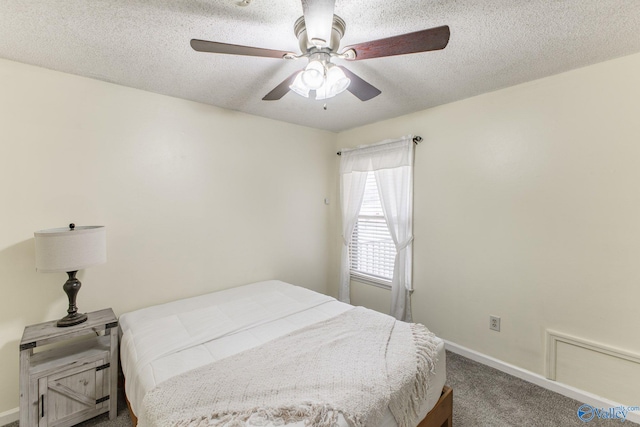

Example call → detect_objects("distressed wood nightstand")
19 308 118 427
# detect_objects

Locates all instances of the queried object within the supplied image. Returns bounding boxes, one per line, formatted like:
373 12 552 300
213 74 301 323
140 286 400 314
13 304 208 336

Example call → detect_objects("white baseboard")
444 340 640 425
0 407 18 426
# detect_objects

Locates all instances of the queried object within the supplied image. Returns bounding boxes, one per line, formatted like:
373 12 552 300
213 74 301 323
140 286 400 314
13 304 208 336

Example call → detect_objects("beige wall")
3 50 640 415
335 52 640 405
0 58 336 413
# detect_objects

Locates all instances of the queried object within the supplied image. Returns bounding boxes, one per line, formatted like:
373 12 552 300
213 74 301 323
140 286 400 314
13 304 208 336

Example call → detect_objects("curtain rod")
336 136 422 156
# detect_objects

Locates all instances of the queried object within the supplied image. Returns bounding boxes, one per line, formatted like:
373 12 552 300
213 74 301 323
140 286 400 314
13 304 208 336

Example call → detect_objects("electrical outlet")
490 315 501 332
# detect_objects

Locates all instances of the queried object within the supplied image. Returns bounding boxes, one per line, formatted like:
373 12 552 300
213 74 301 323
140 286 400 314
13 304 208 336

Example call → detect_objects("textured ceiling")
1 0 639 132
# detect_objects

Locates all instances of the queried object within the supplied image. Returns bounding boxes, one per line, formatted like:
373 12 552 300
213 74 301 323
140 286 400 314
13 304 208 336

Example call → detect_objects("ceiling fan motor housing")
294 15 346 52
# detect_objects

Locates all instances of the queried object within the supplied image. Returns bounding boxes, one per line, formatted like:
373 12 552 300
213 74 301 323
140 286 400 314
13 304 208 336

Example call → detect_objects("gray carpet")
6 351 623 426
445 351 618 426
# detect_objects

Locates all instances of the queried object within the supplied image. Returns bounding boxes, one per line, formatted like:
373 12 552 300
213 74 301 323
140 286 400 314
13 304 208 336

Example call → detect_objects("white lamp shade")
289 72 310 98
314 65 351 100
326 65 350 95
301 60 325 90
315 81 330 100
35 226 106 273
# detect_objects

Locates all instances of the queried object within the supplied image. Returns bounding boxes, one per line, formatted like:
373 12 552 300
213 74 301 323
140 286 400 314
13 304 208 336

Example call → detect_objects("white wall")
0 58 336 413
335 52 640 405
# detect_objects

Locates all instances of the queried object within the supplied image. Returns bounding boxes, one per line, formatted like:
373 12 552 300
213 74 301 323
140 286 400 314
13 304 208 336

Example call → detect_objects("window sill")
349 273 392 291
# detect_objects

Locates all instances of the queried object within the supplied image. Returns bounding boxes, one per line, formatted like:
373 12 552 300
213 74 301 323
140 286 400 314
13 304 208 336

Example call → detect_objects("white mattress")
120 280 446 427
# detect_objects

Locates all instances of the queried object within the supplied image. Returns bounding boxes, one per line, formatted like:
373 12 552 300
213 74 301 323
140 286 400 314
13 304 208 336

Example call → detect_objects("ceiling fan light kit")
292 52 351 100
190 0 450 102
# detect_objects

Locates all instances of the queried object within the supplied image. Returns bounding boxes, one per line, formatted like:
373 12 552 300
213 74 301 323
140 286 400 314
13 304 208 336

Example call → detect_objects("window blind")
349 172 396 285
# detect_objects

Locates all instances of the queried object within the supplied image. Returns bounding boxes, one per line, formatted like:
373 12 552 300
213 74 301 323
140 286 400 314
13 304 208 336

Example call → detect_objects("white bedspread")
119 280 446 427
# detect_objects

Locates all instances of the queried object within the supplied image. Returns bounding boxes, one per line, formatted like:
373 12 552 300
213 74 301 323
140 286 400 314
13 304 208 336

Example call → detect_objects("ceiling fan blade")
341 25 450 60
301 0 335 46
338 66 381 101
190 39 292 59
262 71 300 101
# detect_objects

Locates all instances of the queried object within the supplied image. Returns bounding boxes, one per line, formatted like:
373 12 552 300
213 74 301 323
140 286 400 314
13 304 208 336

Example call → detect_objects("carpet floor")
444 351 618 426
7 351 625 427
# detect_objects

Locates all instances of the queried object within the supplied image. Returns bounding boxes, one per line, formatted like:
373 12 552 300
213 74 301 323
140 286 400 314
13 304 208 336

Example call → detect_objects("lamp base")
57 270 87 328
57 312 88 327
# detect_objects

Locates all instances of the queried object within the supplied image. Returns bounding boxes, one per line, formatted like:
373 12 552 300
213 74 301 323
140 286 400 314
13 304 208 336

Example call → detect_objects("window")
339 136 414 319
349 172 396 287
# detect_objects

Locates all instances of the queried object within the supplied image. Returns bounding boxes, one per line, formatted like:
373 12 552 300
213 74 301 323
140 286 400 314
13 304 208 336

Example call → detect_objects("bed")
119 280 452 427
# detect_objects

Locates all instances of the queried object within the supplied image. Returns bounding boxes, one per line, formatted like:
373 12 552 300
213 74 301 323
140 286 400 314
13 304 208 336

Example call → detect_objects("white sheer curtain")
339 136 414 320
338 170 367 303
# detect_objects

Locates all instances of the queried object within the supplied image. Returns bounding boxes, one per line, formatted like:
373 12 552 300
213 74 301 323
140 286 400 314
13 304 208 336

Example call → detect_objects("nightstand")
19 308 118 427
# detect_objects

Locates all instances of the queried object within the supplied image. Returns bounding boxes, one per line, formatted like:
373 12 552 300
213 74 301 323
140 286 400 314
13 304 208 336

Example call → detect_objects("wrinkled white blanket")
139 307 439 427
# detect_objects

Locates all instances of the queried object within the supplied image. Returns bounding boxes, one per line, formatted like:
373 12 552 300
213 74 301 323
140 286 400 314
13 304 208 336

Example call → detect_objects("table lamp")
34 223 106 327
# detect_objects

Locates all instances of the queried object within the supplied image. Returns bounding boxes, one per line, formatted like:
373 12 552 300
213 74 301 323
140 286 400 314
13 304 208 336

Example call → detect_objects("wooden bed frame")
417 386 453 427
125 385 452 427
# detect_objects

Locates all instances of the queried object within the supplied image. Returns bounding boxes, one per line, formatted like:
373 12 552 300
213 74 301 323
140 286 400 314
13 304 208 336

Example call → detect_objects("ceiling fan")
190 0 450 102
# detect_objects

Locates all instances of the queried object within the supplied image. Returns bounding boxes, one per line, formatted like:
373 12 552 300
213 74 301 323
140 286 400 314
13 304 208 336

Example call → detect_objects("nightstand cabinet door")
34 358 110 427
